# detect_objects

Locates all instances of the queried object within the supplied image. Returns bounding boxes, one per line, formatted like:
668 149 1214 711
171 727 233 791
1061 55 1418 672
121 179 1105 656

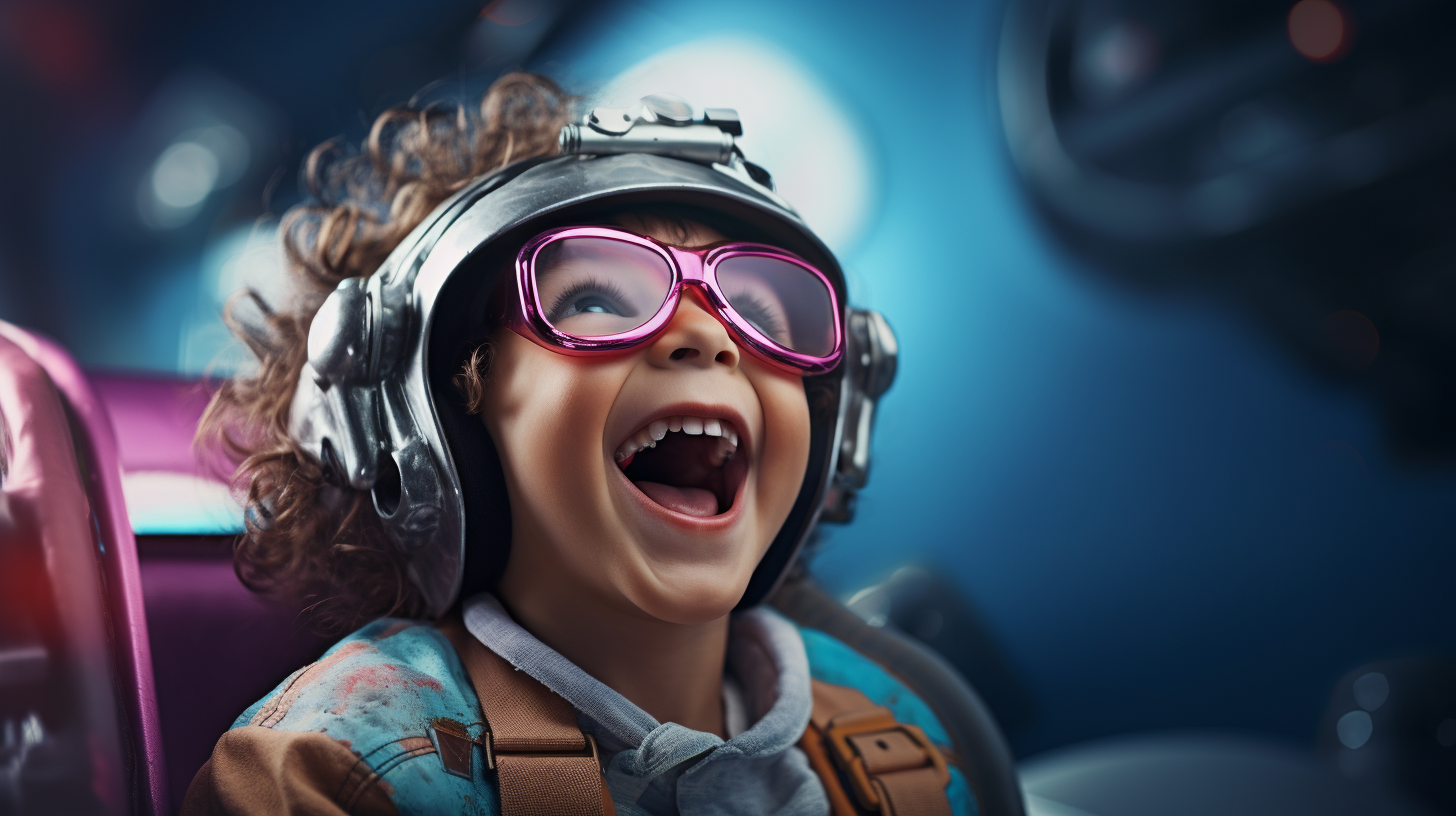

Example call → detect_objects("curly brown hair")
198 72 571 634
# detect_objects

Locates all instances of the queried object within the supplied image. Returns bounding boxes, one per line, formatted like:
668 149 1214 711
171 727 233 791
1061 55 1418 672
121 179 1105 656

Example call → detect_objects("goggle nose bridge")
652 279 744 353
664 258 732 314
664 244 707 279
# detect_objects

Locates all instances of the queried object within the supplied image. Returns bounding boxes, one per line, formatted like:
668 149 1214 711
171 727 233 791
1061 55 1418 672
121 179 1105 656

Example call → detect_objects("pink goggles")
508 226 844 374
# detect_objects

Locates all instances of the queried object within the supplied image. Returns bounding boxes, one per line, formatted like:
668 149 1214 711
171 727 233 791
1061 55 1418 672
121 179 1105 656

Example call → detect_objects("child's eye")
563 294 624 317
730 295 790 346
548 279 637 322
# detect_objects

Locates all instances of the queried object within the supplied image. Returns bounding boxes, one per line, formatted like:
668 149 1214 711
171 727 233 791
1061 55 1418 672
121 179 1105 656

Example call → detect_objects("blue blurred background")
1 0 1452 776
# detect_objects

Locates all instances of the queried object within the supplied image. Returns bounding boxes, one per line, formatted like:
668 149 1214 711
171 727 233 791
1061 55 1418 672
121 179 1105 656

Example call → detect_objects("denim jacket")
181 600 977 816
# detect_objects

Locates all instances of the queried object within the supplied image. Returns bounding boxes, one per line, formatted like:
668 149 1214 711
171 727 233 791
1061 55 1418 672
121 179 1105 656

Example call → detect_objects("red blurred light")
0 2 105 94
1288 0 1353 63
480 0 540 27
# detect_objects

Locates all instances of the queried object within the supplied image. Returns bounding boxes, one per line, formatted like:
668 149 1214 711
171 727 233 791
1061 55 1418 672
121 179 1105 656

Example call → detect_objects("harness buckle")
824 707 951 811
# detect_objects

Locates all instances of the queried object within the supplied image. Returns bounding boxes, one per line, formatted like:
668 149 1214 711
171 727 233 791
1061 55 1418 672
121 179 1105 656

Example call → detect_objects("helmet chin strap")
286 94 897 616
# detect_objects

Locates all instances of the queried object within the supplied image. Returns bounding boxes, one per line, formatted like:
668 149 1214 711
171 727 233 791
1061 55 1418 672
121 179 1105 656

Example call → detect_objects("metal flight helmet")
288 93 898 616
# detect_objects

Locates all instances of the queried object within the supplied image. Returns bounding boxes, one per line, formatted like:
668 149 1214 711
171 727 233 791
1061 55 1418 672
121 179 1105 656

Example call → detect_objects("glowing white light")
212 223 287 306
180 223 290 375
845 586 891 628
152 141 220 210
122 471 243 535
597 36 875 255
22 713 43 747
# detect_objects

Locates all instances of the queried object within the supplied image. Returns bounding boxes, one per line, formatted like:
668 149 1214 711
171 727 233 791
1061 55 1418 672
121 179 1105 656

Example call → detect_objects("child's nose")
647 287 741 371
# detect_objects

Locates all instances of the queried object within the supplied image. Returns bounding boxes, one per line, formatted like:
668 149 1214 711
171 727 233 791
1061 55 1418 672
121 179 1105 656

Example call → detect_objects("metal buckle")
824 707 951 810
484 732 600 772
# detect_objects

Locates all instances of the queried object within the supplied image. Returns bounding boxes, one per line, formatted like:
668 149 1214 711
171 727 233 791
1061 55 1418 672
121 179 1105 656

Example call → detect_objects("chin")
624 564 759 625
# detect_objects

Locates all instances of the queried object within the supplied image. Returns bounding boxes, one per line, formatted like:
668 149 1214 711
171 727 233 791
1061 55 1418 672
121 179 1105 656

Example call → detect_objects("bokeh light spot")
1352 671 1390 711
1336 709 1373 749
1077 22 1159 103
151 141 220 210
1288 0 1351 63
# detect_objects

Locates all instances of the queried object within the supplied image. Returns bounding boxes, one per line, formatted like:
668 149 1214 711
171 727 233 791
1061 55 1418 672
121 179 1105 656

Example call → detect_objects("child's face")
480 216 813 625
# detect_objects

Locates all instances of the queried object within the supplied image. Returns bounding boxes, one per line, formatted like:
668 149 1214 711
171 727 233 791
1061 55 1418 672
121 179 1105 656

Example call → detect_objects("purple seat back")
133 535 331 809
0 322 165 815
89 374 224 479
88 370 330 810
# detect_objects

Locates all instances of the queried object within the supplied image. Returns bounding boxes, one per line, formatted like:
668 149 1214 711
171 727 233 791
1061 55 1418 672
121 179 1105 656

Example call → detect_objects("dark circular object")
999 0 1456 462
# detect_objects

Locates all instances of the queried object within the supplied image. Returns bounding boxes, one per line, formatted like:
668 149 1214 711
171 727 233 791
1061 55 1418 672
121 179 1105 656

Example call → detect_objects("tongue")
635 481 719 517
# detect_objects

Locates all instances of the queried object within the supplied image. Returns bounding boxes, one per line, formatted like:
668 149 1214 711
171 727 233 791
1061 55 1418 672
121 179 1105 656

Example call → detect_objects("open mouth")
614 415 749 518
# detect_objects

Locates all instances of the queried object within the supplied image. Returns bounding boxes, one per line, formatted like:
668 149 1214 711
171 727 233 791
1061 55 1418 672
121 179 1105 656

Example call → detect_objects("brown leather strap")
799 679 952 816
439 618 615 816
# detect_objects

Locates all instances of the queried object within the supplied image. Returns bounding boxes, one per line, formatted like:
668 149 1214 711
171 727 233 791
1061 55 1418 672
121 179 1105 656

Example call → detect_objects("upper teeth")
615 415 740 463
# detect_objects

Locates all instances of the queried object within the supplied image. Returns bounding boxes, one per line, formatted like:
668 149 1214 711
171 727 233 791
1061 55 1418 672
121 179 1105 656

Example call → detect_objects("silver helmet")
288 94 897 616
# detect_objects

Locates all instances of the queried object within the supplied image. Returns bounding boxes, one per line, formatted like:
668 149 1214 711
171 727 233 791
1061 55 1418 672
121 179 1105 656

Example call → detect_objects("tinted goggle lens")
715 253 837 359
531 236 838 360
535 237 673 337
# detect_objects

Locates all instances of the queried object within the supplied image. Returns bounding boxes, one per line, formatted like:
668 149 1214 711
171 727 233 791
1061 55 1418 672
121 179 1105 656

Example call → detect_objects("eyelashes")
547 277 637 321
729 293 789 344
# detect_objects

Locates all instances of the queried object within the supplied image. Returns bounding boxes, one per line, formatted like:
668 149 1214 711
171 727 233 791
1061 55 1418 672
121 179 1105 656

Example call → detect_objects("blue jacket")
188 617 977 815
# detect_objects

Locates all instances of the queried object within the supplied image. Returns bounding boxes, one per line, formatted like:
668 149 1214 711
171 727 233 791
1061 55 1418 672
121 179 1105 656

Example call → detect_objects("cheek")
480 334 616 504
754 375 813 535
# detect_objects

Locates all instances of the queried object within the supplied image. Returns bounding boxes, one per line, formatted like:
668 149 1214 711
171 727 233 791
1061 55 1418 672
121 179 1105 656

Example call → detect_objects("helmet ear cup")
308 277 373 386
291 276 384 491
821 309 898 523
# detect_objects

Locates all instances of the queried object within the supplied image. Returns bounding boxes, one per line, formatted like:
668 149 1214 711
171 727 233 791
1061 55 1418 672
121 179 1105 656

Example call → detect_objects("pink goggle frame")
507 226 845 375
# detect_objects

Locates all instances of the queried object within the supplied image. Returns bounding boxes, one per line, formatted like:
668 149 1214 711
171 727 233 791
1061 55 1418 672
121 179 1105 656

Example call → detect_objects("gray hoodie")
462 594 829 816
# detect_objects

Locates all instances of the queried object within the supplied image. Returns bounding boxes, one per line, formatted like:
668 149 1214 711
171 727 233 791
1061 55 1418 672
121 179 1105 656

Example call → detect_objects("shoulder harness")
436 618 952 816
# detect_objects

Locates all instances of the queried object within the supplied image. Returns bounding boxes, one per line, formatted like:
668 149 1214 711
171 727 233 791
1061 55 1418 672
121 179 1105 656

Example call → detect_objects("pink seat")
87 373 329 811
1 323 329 814
0 322 166 815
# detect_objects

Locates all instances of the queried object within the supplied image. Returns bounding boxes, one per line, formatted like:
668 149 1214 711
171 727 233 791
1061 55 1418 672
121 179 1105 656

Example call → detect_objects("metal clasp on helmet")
822 310 898 523
560 93 780 195
290 276 383 490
